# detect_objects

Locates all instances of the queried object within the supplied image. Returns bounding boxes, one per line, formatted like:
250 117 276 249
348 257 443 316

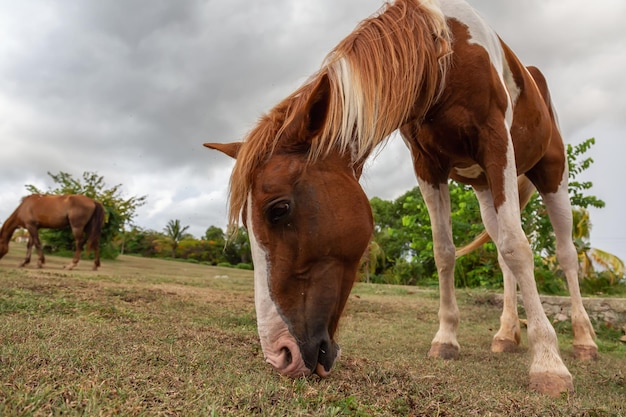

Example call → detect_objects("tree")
163 219 190 258
369 184 493 286
361 239 385 283
396 183 498 287
368 138 619 292
26 171 147 259
121 226 162 257
224 227 252 266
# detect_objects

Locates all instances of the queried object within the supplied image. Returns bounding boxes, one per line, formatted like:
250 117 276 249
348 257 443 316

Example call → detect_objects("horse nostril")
319 340 328 359
281 346 293 365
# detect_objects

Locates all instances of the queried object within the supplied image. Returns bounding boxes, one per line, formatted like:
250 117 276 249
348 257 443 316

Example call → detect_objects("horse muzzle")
300 336 341 378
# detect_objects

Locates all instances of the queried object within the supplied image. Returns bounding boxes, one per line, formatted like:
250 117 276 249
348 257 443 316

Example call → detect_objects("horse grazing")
0 194 105 270
205 0 596 396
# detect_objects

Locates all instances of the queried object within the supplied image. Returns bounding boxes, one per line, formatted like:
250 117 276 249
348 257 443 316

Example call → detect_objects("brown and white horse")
0 194 105 270
205 0 596 396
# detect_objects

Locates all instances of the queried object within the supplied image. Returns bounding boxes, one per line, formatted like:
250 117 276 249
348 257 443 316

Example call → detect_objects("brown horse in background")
0 194 105 270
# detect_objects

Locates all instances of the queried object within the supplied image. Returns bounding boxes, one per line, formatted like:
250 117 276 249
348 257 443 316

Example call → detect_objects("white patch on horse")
247 196 284 350
246 194 309 376
440 0 503 67
454 164 483 178
502 59 521 105
440 0 519 110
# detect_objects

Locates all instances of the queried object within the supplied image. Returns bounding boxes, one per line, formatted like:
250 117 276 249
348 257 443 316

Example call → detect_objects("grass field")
1 245 625 416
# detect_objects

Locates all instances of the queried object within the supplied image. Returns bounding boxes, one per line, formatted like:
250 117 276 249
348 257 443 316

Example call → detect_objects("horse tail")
455 176 536 258
87 201 105 267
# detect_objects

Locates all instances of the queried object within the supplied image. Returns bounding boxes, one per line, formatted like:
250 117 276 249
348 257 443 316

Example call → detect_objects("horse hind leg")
92 243 101 271
542 186 597 360
65 228 85 270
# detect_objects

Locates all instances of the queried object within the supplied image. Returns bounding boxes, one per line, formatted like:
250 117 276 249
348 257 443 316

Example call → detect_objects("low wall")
493 294 626 327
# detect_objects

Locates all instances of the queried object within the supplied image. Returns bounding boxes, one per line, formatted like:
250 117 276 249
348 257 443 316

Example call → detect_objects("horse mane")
227 0 452 228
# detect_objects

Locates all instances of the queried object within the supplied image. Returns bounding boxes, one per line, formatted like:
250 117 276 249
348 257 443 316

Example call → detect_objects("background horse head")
206 0 596 397
0 194 105 270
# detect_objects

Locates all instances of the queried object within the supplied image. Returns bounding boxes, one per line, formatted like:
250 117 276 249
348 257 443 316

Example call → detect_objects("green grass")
0 245 625 416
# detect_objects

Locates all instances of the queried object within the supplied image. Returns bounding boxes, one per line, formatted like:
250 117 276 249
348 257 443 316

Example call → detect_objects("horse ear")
203 142 242 159
304 73 331 136
279 73 331 150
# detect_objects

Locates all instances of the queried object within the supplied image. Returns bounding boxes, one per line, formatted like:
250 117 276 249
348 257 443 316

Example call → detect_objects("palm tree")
572 208 624 284
164 219 190 258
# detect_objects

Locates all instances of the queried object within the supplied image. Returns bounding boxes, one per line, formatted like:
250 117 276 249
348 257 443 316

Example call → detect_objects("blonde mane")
227 0 452 228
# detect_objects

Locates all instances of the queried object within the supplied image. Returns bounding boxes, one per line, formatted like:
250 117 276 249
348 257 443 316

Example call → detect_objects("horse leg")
487 143 572 396
542 186 597 360
473 187 521 352
417 177 460 359
65 227 84 270
20 235 34 267
24 226 46 268
92 242 101 271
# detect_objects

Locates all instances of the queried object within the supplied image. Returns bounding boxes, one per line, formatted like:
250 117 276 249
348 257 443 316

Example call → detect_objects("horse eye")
267 200 292 224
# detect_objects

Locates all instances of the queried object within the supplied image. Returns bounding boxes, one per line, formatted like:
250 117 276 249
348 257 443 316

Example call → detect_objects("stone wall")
539 295 626 327
493 294 626 327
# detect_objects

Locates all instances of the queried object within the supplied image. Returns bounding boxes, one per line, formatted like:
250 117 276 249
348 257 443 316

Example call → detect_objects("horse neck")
316 0 451 164
0 210 21 243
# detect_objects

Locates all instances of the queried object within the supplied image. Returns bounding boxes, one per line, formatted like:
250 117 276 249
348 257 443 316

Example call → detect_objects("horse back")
18 194 97 229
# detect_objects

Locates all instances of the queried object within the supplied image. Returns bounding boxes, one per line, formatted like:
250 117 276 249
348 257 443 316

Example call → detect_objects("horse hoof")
529 371 574 397
491 337 519 353
573 345 598 361
428 343 459 360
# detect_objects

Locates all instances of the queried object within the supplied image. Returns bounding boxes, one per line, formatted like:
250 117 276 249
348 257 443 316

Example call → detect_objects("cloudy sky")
1 0 625 262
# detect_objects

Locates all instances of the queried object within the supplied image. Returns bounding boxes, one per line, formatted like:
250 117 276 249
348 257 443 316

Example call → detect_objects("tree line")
121 222 252 269
12 138 624 294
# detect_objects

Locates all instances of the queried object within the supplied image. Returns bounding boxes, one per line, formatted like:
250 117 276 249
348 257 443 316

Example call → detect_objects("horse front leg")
23 227 46 268
542 186 597 360
488 147 572 396
473 188 521 352
20 235 34 267
418 177 460 359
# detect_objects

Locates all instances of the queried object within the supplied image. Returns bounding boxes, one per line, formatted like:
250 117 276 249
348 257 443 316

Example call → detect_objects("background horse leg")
20 235 34 267
65 226 85 270
542 186 597 360
417 177 460 359
473 188 521 352
24 226 46 268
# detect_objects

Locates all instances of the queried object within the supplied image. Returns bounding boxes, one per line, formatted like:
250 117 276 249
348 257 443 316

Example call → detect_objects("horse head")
0 241 8 259
206 141 373 377
205 77 373 377
0 224 10 259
